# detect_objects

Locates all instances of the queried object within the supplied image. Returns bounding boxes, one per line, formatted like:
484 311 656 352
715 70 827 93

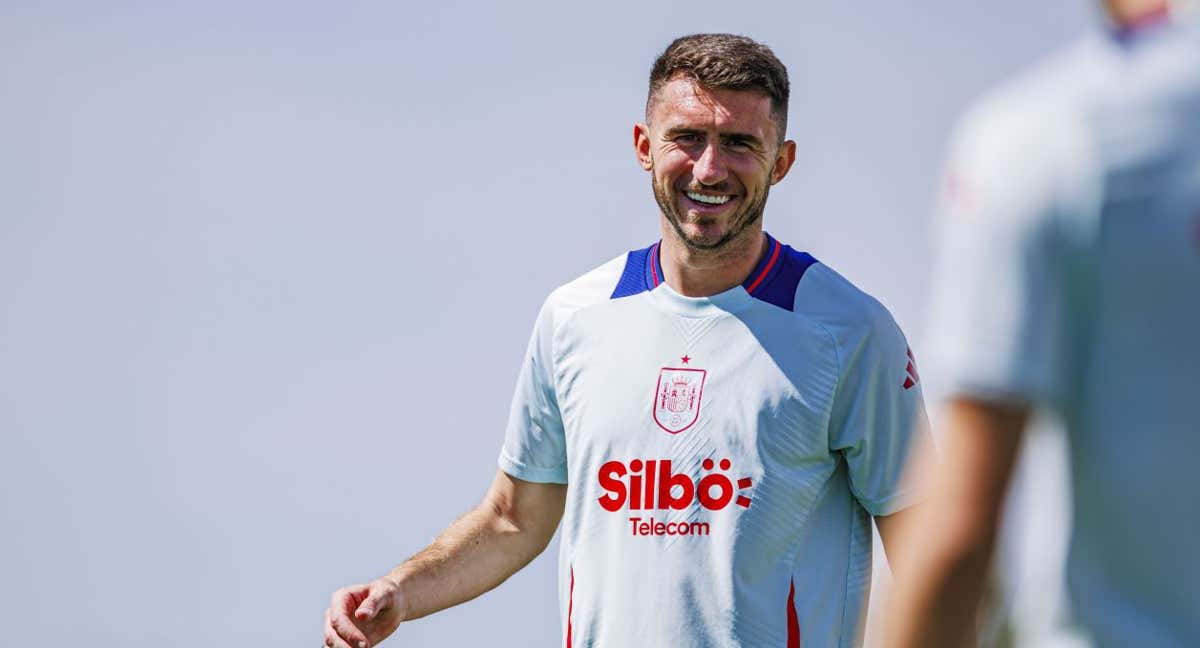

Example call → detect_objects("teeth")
686 191 732 205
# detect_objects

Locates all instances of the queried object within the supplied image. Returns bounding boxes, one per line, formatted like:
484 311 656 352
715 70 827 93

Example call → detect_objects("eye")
674 133 702 144
725 138 752 151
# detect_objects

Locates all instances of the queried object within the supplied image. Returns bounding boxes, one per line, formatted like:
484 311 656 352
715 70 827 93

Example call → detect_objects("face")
635 76 796 252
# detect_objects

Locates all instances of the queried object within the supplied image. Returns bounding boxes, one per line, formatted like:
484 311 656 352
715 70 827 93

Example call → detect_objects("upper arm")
486 469 567 548
876 398 1028 576
875 504 920 566
498 299 569 484
827 308 931 517
923 398 1030 553
925 99 1095 405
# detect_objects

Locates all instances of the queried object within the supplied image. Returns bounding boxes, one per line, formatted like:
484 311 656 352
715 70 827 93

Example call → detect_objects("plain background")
0 1 1092 645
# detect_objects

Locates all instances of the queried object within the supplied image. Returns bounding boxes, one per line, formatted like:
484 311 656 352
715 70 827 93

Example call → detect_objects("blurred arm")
884 398 1028 648
388 469 567 621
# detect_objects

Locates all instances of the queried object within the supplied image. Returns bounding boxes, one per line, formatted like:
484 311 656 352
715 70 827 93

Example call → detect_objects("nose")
692 142 728 186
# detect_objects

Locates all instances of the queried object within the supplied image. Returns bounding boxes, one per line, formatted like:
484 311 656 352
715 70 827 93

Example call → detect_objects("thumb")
354 582 393 621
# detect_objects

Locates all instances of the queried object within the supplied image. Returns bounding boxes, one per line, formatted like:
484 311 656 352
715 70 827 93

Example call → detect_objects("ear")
770 139 797 185
634 122 653 171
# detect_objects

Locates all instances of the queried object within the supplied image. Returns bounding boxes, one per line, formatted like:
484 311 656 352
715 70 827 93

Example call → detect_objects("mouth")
680 190 738 212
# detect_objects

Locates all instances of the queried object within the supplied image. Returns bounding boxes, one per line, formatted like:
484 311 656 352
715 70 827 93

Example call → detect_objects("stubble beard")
651 169 772 254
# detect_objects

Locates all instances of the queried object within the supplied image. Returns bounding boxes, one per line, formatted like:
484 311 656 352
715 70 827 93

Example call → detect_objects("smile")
684 191 733 205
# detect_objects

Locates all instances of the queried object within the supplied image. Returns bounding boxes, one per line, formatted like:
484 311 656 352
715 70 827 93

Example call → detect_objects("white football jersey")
500 234 927 647
926 12 1200 646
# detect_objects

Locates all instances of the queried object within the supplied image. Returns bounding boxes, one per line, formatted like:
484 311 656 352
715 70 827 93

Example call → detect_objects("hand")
323 578 404 648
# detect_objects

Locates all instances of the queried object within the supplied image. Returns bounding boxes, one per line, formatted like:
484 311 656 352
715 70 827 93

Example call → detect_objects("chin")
679 229 731 250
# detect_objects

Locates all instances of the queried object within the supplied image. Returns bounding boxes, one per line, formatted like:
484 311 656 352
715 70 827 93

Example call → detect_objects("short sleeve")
498 299 569 484
828 312 930 516
923 100 1087 405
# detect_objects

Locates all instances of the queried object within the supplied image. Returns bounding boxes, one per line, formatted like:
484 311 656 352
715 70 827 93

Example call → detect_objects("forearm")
384 472 565 622
886 504 999 647
386 504 543 620
885 399 1027 648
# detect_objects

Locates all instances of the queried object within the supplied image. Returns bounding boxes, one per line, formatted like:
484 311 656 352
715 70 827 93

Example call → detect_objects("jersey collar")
644 232 785 298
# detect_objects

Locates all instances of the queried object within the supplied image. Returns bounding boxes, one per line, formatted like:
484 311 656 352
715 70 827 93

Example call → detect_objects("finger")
334 584 369 617
354 582 392 622
329 600 370 648
330 585 368 626
324 609 355 648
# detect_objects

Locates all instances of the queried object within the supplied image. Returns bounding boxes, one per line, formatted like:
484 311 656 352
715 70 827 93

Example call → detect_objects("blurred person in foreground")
325 34 929 648
887 1 1200 646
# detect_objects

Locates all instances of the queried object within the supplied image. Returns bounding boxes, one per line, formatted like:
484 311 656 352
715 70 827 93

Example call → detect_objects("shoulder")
545 252 628 310
539 245 649 329
949 39 1104 204
794 261 903 344
958 38 1100 145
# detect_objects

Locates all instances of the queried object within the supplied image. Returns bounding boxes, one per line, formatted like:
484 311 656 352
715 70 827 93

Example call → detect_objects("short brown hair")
647 34 790 143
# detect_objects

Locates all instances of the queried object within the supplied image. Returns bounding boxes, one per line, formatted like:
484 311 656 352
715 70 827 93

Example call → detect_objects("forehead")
650 76 776 139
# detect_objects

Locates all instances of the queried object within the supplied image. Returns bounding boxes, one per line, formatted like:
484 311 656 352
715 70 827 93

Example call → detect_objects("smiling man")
325 34 927 648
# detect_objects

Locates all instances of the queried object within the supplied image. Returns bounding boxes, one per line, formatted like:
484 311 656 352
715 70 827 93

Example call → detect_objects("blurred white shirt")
925 10 1200 647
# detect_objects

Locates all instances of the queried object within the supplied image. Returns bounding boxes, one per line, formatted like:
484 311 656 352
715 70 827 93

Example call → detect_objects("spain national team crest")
653 366 707 434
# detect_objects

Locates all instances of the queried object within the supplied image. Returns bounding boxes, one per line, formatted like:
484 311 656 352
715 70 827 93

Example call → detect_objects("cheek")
732 163 772 189
652 155 690 184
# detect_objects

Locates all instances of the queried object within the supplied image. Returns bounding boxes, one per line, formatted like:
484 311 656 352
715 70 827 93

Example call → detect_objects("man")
887 2 1200 646
325 33 927 648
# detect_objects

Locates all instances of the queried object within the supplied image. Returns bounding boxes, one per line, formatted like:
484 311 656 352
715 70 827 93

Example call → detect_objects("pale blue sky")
0 2 1090 645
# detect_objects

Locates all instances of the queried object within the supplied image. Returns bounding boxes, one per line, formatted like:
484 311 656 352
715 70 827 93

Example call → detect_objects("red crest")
653 367 706 434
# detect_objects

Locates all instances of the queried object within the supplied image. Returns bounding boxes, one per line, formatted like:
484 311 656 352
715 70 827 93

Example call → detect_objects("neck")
658 219 767 297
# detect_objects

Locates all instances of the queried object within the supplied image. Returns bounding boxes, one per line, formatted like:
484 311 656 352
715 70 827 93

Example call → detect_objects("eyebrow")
662 127 703 138
662 127 763 147
721 133 762 147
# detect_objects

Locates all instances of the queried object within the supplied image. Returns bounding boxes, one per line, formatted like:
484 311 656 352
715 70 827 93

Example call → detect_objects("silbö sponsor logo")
596 458 752 537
